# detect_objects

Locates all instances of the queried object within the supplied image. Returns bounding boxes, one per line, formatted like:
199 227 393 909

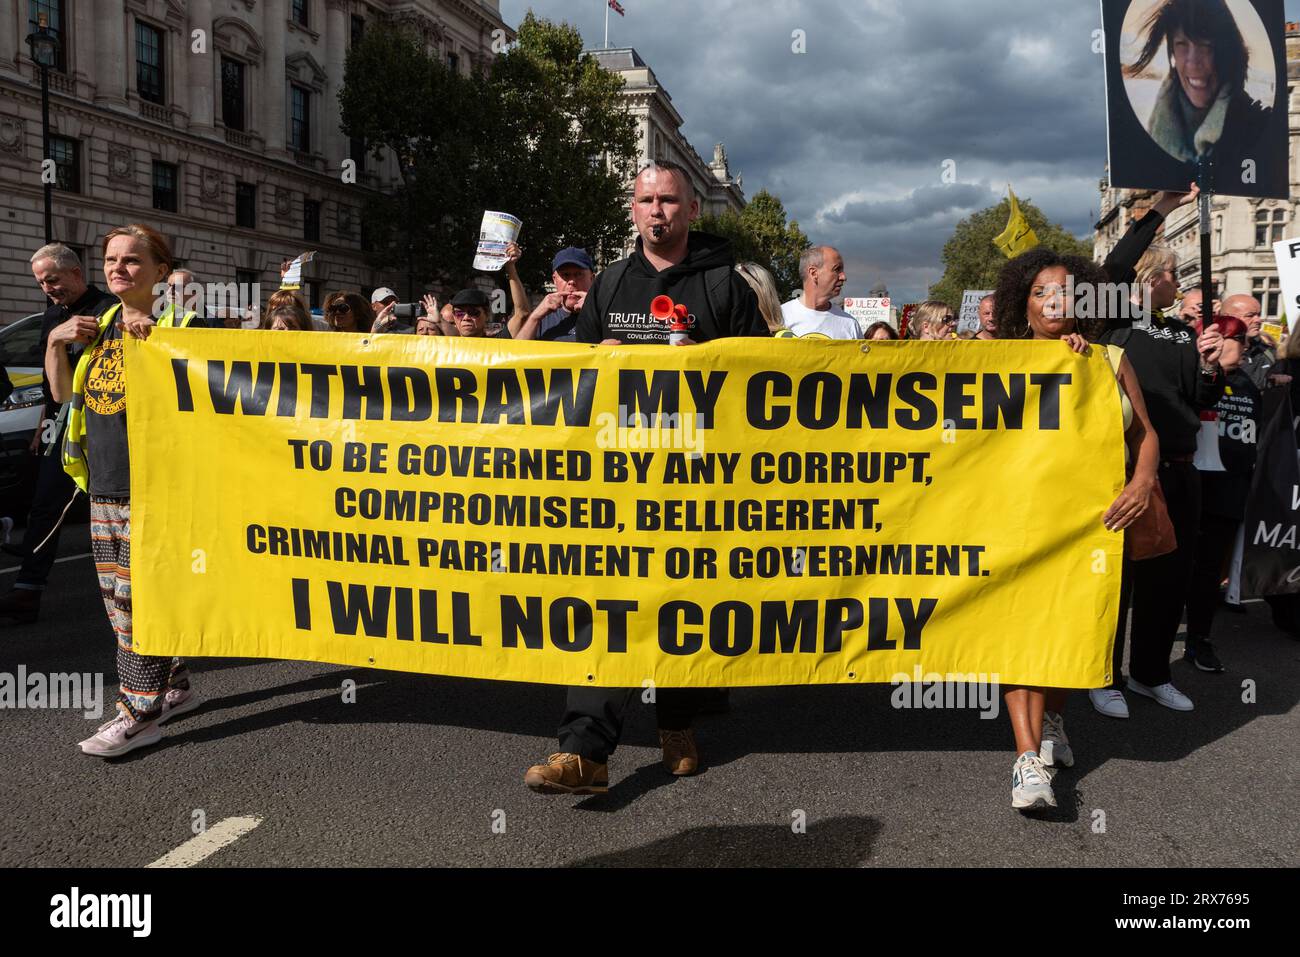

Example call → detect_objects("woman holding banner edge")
44 223 201 759
993 248 1161 811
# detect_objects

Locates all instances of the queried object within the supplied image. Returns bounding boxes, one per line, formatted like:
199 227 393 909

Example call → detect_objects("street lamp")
26 13 60 245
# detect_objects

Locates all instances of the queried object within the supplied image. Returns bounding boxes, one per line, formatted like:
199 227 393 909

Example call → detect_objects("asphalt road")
1 523 1297 868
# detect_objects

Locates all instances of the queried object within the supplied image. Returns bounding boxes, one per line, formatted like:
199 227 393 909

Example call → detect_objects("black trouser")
558 686 709 764
1109 556 1133 689
1129 461 1202 686
14 442 76 591
1186 512 1239 643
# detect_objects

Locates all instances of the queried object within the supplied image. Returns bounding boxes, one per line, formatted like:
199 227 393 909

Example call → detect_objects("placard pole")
1197 155 1216 326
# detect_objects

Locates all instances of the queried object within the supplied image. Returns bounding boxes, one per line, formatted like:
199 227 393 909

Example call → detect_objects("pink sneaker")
158 686 202 725
79 711 162 758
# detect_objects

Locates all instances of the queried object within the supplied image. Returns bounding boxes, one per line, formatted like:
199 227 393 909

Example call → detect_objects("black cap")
450 289 490 308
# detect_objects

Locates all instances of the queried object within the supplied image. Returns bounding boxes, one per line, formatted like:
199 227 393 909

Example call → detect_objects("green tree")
695 190 810 300
339 14 640 296
339 21 487 296
928 197 1092 307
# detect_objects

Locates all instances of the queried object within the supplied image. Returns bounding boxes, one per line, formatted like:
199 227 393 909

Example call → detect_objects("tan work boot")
659 729 700 776
524 753 609 794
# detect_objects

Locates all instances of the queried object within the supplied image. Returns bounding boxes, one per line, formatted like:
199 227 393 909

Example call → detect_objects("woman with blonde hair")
734 262 788 335
44 223 201 758
913 300 958 340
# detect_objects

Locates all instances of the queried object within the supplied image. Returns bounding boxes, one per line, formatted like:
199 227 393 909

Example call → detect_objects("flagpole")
605 0 610 47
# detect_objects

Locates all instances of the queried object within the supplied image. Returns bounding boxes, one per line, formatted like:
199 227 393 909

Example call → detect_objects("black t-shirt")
1201 370 1262 520
38 284 117 412
82 321 131 498
536 307 578 342
575 234 768 345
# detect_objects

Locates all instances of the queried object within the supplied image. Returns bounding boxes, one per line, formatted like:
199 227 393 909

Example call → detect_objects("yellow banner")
128 330 1124 689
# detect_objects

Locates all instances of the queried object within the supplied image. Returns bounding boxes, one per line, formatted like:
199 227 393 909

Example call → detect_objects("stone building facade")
1093 21 1300 320
0 0 513 320
589 47 744 256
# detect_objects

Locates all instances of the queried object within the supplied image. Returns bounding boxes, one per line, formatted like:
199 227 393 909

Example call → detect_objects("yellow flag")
993 187 1039 259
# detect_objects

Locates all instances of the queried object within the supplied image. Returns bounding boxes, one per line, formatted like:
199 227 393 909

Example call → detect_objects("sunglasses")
453 307 483 319
326 304 352 314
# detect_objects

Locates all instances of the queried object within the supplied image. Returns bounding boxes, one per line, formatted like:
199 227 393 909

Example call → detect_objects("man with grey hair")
0 243 115 625
975 294 997 340
780 245 861 338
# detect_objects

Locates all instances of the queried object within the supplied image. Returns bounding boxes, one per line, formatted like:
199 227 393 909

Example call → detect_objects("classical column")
186 0 214 131
124 8 137 103
262 0 287 154
324 0 348 166
73 0 96 89
0 0 18 76
94 1 128 107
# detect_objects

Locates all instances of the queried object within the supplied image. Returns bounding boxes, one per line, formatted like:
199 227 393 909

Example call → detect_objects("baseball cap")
552 247 594 273
370 287 398 304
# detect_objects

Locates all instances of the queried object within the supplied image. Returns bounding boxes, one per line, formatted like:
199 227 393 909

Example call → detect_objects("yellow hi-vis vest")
62 301 196 493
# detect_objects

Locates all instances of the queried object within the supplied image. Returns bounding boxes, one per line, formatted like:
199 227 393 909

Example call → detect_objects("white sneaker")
158 687 202 725
1040 710 1074 767
1011 751 1057 810
78 711 162 758
1126 677 1194 712
1089 688 1129 719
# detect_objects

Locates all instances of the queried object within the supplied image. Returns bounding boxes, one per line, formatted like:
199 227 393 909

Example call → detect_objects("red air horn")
650 295 691 345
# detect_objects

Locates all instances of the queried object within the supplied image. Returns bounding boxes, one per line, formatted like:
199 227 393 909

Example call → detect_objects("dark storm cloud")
499 0 1297 301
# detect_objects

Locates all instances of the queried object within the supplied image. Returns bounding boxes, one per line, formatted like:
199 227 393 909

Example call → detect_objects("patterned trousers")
90 497 189 721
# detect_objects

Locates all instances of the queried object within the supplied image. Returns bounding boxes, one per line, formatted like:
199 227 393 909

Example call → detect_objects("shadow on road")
564 815 882 867
7 556 1298 791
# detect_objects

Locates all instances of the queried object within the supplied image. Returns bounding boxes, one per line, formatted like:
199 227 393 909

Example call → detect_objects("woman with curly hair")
992 247 1161 811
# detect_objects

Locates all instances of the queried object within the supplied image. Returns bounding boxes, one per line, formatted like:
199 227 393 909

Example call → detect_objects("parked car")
0 313 49 514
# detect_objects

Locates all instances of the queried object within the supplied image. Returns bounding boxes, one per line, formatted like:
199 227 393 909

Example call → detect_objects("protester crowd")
6 159 1297 813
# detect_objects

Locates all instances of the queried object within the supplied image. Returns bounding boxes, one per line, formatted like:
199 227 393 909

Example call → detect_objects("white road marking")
146 816 263 868
0 552 92 575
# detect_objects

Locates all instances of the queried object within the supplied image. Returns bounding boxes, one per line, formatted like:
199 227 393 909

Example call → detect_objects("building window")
1214 215 1222 254
235 182 256 229
152 161 178 212
49 135 79 192
350 137 366 173
1257 208 1287 247
136 21 165 104
304 199 320 242
235 268 259 303
351 14 365 48
221 58 245 131
28 1 67 72
447 51 459 73
1254 277 1281 319
291 0 309 28
290 85 311 152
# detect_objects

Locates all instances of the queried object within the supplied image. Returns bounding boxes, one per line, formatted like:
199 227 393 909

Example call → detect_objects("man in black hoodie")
525 161 768 795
